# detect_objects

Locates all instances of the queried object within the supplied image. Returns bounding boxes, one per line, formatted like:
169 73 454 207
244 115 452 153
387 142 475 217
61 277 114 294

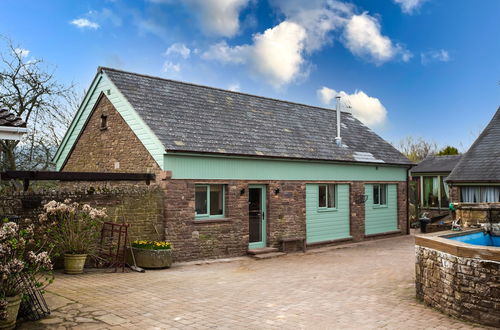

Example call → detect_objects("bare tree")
396 136 438 163
0 36 77 171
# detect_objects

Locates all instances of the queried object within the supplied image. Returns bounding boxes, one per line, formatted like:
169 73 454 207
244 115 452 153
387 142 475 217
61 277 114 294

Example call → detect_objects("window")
100 114 108 130
461 186 500 203
318 184 336 209
195 184 225 218
422 176 450 208
373 184 387 206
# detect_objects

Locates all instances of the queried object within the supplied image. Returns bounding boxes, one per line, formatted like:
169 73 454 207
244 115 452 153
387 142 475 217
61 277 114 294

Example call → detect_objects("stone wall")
455 203 500 228
415 245 500 327
161 180 307 261
62 94 161 175
0 185 164 241
162 179 408 262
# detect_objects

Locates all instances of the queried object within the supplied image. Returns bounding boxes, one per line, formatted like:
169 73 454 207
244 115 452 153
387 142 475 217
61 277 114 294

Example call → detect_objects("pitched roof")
411 155 462 174
447 107 500 182
102 67 411 165
0 109 26 128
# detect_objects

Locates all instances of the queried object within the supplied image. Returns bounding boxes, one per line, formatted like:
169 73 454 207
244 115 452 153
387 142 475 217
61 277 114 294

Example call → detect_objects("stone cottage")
53 67 412 261
446 107 500 226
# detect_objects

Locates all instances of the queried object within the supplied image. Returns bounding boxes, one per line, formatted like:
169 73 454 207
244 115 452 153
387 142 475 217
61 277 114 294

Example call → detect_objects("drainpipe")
335 96 342 147
407 168 410 235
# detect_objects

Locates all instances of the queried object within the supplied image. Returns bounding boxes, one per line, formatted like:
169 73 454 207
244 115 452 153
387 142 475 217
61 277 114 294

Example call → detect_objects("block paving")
21 233 490 329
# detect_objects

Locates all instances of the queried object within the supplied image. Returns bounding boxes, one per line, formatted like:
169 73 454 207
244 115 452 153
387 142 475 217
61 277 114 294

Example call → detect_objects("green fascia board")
164 153 407 181
364 184 398 235
53 71 165 170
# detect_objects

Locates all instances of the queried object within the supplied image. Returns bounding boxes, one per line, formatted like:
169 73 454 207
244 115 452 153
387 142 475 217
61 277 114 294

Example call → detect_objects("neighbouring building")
0 109 27 141
53 67 412 261
445 107 500 226
410 155 462 215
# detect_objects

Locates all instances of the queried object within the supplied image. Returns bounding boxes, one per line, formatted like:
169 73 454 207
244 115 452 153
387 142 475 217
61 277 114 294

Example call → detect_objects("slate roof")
410 155 462 174
102 67 411 165
447 107 500 182
0 109 26 128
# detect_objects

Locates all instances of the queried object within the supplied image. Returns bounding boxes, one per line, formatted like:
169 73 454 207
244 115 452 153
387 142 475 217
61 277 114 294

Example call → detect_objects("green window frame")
318 184 337 211
195 184 225 219
373 184 387 207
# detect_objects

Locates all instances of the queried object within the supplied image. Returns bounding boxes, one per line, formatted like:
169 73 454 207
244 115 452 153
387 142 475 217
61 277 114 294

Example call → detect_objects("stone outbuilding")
53 67 412 261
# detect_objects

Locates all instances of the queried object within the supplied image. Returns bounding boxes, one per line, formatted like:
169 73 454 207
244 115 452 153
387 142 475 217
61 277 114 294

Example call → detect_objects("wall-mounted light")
240 188 245 196
274 188 280 195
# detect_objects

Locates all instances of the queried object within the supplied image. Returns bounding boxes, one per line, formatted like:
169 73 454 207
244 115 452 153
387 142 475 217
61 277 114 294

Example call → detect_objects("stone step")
252 252 286 260
247 247 279 255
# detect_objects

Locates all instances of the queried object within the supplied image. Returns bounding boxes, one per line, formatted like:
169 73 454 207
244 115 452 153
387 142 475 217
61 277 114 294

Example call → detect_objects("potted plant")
129 240 173 269
42 200 106 274
0 221 53 329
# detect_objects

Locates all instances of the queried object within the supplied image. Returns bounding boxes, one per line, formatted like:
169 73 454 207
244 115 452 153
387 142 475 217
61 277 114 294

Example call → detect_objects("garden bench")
280 237 306 253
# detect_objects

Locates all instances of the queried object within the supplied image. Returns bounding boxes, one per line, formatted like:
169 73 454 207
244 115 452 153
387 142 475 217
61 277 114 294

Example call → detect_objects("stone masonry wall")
415 245 500 327
162 179 408 262
161 180 307 261
62 94 161 175
0 186 164 241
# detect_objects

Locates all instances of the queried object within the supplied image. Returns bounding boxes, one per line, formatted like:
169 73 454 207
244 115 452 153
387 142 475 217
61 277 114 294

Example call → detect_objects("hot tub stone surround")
415 244 500 327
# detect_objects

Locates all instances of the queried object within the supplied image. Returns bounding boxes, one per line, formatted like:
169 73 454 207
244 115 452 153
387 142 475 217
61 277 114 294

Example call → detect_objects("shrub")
42 200 107 256
0 220 53 320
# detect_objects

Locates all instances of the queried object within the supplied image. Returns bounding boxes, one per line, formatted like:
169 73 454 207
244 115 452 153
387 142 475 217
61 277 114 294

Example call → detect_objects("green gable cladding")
164 154 408 181
53 72 165 170
364 184 398 235
306 184 350 243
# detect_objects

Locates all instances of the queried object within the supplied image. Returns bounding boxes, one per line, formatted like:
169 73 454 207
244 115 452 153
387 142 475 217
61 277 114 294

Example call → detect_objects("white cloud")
183 0 250 37
70 18 100 29
343 13 411 64
203 21 307 88
420 49 450 65
393 0 427 14
227 82 240 92
14 48 29 58
165 43 191 59
317 86 387 127
162 61 181 73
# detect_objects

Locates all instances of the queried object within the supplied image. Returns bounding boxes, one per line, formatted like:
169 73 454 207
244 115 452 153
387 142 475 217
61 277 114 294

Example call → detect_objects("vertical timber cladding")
364 184 398 235
305 184 350 243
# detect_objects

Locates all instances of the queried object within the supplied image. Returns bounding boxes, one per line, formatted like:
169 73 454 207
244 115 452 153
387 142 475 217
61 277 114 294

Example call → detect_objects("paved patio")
21 233 487 329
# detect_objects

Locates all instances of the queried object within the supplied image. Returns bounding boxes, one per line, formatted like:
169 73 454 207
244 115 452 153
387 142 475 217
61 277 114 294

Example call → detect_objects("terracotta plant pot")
0 294 22 330
127 247 172 269
64 254 87 274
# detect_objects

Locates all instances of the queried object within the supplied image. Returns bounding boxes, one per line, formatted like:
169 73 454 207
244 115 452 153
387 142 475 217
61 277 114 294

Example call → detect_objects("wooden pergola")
0 171 156 191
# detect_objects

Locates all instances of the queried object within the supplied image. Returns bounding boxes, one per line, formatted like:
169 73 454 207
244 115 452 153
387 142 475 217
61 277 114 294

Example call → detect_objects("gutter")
0 126 28 141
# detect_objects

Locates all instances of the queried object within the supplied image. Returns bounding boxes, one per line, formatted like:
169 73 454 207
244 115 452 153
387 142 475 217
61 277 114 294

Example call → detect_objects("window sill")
373 205 388 209
192 218 232 224
317 208 338 212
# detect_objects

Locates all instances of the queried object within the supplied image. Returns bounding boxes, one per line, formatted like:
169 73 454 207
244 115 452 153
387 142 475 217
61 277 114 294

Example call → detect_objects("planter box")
127 247 172 269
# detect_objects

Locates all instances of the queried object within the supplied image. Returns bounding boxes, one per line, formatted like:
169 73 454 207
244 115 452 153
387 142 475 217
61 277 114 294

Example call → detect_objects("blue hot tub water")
448 231 500 247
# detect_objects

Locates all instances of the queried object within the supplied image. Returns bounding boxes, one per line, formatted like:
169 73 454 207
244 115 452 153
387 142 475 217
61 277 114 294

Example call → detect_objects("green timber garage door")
364 184 398 235
306 184 350 244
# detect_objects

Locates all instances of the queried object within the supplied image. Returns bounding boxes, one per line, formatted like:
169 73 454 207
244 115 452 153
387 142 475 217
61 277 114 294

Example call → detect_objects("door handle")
262 212 265 219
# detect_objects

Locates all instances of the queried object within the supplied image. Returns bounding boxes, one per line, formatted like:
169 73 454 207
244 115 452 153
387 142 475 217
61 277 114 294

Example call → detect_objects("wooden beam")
0 171 155 184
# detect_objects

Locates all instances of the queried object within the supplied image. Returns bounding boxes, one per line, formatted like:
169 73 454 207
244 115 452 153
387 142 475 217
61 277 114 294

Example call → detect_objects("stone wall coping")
455 202 500 210
415 229 500 262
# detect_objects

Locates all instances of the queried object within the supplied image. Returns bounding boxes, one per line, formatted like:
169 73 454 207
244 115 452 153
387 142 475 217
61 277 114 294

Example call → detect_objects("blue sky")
1 0 499 150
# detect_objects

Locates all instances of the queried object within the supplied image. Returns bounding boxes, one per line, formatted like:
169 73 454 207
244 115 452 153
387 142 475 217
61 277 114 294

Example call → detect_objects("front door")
248 185 266 249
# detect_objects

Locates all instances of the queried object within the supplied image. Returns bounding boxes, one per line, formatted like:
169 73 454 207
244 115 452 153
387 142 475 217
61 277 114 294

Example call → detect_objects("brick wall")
350 182 365 241
62 94 161 175
0 186 164 241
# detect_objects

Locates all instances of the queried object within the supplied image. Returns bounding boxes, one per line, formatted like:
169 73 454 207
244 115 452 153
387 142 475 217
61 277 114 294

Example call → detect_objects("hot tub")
415 230 500 327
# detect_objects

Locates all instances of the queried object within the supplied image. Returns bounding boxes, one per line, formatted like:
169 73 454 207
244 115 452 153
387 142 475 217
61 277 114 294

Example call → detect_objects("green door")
306 184 350 244
248 185 266 249
364 184 398 235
